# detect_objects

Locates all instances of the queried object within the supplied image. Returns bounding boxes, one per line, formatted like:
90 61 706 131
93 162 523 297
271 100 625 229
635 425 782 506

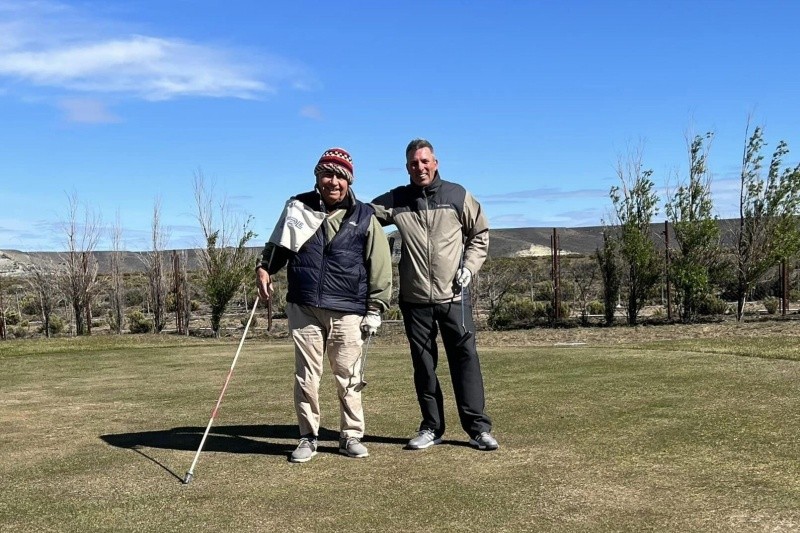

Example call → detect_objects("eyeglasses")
319 172 347 182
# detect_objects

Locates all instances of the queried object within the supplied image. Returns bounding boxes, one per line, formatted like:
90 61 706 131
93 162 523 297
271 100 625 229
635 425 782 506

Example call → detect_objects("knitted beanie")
314 147 354 184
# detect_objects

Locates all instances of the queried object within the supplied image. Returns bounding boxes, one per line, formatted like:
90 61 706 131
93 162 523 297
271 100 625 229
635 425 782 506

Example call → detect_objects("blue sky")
1 0 799 252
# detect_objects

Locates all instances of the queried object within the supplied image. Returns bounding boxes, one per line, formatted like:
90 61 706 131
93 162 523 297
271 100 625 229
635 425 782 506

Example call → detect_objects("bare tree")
60 192 101 336
108 210 125 334
142 199 168 333
26 258 61 338
193 172 257 337
733 123 800 320
565 256 600 325
172 249 192 335
0 278 7 340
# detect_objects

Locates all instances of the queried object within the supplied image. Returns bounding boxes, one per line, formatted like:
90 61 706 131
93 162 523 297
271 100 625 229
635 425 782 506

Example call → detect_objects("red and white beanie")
314 147 354 183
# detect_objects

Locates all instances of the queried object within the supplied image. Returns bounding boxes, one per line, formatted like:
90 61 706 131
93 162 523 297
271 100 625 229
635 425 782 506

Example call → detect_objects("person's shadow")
100 424 410 482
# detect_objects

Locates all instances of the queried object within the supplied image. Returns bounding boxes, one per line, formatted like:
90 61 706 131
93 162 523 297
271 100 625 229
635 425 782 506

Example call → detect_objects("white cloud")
300 105 323 120
0 1 314 101
58 98 119 123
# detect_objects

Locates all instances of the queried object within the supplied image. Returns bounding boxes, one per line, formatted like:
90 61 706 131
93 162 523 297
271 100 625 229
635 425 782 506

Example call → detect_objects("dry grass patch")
1 328 798 532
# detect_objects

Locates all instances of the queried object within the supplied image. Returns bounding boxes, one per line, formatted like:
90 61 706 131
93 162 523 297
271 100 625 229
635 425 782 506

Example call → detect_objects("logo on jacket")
286 217 304 229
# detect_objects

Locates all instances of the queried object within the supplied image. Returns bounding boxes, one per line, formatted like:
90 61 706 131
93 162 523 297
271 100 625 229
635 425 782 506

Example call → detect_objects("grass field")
1 329 798 532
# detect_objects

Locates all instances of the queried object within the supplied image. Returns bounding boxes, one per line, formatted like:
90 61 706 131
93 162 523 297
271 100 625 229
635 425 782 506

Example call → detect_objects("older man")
257 147 392 462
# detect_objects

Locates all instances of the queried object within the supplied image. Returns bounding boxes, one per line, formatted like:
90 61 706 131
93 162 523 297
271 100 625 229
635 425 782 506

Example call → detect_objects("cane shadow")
100 424 321 459
100 424 410 461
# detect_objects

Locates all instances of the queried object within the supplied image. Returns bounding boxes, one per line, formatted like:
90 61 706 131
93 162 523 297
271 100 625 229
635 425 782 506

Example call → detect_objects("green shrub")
763 296 780 315
384 306 403 320
127 310 154 334
4 310 20 326
40 315 65 335
587 300 604 315
546 301 572 323
698 295 730 316
125 288 146 307
21 298 40 316
488 297 545 330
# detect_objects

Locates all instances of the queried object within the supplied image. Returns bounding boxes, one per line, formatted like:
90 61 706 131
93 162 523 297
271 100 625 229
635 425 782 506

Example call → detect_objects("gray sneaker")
407 429 442 450
469 431 499 451
290 437 318 463
339 437 369 458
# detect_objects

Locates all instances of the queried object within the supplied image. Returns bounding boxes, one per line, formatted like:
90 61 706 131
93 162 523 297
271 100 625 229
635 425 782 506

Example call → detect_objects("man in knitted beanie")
257 147 392 462
314 147 354 184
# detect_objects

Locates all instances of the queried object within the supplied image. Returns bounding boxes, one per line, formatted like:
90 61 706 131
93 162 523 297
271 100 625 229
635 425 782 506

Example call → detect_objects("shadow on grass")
100 424 410 460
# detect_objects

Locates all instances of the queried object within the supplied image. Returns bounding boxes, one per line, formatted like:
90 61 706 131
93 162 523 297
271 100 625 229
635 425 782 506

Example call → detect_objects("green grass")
1 332 798 532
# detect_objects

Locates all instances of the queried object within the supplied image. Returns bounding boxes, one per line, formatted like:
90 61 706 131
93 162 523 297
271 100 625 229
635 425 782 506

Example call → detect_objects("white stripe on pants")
287 302 365 439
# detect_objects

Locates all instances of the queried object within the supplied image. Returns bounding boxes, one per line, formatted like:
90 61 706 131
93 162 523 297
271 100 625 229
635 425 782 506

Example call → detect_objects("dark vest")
286 195 373 314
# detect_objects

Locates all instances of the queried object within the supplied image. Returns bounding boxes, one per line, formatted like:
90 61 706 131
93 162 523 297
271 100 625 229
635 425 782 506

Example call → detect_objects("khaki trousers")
287 302 365 439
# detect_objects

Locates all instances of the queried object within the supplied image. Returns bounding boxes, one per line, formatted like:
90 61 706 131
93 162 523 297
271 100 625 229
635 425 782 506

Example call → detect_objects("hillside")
0 220 742 277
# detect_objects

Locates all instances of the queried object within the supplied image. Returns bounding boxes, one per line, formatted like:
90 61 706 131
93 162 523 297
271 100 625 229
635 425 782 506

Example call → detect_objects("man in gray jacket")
371 138 498 451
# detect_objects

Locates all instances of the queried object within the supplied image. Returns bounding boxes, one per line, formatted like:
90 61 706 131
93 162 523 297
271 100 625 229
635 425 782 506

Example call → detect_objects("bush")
125 288 146 307
488 297 545 330
763 296 780 315
127 310 154 334
586 300 604 315
4 310 20 326
546 301 572 322
384 306 403 320
697 295 730 316
13 325 28 338
21 297 40 316
40 315 65 335
242 315 258 328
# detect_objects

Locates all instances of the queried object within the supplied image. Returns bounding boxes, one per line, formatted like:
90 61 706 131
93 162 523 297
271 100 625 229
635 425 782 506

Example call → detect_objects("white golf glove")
360 311 381 336
456 267 472 288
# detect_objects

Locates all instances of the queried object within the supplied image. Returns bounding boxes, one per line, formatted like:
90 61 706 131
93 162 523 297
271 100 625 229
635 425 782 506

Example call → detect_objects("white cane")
183 296 260 484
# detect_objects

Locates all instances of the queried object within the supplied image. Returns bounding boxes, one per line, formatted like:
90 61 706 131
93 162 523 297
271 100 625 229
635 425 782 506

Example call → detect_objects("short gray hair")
405 138 435 159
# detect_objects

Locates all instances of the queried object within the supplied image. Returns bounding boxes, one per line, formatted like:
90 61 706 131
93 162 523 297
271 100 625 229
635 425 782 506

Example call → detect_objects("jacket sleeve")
369 192 395 227
257 242 291 275
461 190 489 275
364 215 393 313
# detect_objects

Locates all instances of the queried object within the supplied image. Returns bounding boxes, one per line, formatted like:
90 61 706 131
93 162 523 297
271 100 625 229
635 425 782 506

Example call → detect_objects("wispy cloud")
57 98 119 123
482 186 608 205
0 1 314 101
300 105 323 120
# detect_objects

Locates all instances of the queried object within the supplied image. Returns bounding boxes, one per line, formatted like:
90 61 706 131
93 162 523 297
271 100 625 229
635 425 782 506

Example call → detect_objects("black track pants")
399 296 492 437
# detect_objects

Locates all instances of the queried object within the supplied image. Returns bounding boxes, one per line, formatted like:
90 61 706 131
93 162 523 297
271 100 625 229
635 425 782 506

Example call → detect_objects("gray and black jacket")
371 172 488 304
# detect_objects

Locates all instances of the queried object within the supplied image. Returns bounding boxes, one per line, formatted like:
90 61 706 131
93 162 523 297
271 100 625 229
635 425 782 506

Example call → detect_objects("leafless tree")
26 258 61 338
142 199 168 332
0 278 7 340
172 249 192 335
60 192 101 336
108 210 125 334
565 256 600 325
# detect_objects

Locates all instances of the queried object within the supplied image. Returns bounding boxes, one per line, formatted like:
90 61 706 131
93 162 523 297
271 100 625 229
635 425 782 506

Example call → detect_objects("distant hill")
0 220 742 277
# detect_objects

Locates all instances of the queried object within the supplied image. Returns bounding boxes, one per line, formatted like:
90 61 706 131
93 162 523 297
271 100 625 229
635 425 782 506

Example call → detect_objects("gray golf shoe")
468 431 499 451
290 437 318 463
339 437 369 458
407 429 442 450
